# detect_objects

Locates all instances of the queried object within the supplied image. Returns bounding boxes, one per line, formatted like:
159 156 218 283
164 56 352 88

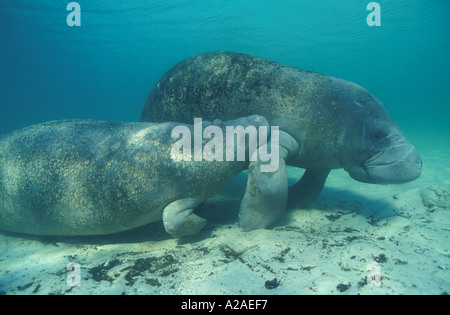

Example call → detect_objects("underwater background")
1 0 449 145
0 0 449 295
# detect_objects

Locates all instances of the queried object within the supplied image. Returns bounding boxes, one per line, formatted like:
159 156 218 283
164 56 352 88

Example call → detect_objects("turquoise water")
0 1 449 295
1 0 449 147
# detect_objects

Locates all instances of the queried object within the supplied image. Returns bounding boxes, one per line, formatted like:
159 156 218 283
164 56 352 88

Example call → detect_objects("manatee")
140 52 422 231
0 116 269 237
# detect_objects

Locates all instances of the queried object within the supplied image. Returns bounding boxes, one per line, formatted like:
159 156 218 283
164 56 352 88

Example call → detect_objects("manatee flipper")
239 130 300 231
288 168 331 208
162 198 207 237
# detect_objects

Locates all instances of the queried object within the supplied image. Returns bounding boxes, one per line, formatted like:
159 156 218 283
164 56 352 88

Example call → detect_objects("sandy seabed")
0 145 449 295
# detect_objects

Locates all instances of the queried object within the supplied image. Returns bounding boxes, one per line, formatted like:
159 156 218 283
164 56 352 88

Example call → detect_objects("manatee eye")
372 130 385 141
371 129 390 147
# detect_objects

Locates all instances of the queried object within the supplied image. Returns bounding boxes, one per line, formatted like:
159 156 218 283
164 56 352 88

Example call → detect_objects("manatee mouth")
348 144 422 184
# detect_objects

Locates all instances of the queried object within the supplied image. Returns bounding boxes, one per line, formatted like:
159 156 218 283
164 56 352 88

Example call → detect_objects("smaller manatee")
0 116 269 237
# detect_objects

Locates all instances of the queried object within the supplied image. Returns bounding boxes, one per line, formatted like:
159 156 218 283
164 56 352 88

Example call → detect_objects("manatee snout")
348 139 422 184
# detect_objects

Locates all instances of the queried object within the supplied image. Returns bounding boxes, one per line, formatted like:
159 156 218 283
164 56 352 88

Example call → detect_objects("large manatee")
140 52 422 231
0 116 270 237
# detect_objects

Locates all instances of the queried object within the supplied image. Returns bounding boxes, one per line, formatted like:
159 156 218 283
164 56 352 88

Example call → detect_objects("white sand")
0 147 449 295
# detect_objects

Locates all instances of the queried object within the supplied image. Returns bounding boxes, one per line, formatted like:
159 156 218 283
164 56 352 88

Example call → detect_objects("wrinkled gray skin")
0 116 269 237
140 52 422 231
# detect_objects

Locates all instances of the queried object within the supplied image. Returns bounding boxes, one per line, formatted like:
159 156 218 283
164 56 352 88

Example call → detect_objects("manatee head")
335 84 422 185
345 123 422 184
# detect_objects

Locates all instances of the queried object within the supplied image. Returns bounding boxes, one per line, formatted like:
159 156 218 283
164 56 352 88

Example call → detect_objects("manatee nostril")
415 155 422 168
412 151 423 177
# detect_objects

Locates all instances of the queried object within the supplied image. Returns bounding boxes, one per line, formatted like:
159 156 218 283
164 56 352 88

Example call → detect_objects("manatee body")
0 116 268 237
140 52 422 230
